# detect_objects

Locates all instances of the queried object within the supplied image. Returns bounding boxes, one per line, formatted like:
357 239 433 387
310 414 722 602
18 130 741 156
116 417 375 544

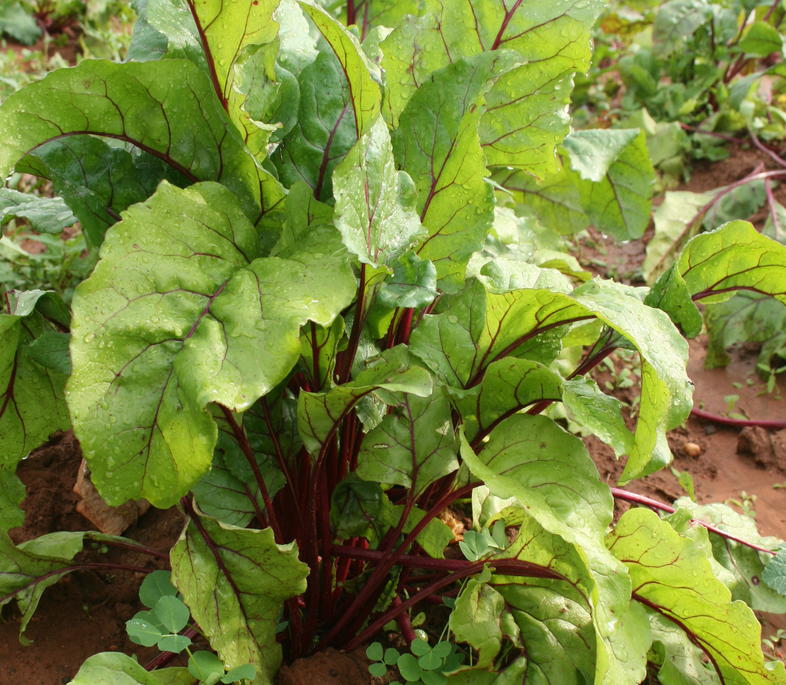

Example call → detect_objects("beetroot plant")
2 1 786 683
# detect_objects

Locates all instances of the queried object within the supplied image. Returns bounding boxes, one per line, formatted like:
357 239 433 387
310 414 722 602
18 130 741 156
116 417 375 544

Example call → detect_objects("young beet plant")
2 1 786 684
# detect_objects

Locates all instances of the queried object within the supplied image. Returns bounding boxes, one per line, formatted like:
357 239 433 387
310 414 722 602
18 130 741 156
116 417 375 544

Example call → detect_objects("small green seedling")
126 571 255 685
366 638 464 685
459 520 507 562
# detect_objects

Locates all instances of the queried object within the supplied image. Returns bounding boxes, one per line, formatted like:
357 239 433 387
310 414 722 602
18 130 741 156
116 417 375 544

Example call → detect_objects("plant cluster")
1 2 786 684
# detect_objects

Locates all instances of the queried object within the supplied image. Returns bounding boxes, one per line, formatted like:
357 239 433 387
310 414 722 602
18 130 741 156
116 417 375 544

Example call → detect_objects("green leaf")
703 292 786 368
272 48 358 201
648 611 722 685
69 652 196 685
763 548 786 597
376 253 438 309
0 468 25 531
495 165 588 236
0 3 41 44
0 188 76 233
648 221 786 342
126 612 166 648
739 20 783 57
333 117 424 267
154 595 191 633
357 389 458 496
18 136 186 248
298 346 432 454
563 129 655 240
642 189 715 282
453 357 563 443
68 182 354 506
171 515 309 684
609 508 786 685
411 278 691 480
672 498 786 613
0 531 86 637
491 508 649 684
297 1 382 137
222 664 257 683
381 0 603 175
188 651 225 682
139 570 178 609
459 416 610 562
0 291 70 470
366 642 384 662
562 376 633 458
158 634 193 654
450 577 504 668
179 0 281 157
0 59 264 216
394 56 499 289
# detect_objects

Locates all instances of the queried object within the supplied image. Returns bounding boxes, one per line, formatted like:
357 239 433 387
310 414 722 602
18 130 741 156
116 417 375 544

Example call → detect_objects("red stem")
690 407 786 430
391 596 416 644
611 487 776 555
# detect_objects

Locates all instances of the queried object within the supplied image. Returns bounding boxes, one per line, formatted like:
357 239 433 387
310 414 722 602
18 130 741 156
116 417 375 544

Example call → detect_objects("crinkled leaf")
459 416 610 564
171 514 309 684
18 136 187 248
563 129 654 240
393 55 501 289
493 507 649 684
0 291 70 468
333 117 424 267
376 253 438 309
330 476 452 556
357 389 458 496
192 448 265 528
68 181 353 506
298 346 432 454
0 59 264 216
69 652 195 685
609 508 786 685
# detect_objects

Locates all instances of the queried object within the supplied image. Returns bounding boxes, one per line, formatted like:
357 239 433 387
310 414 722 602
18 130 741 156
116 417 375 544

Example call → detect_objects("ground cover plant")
2 1 786 683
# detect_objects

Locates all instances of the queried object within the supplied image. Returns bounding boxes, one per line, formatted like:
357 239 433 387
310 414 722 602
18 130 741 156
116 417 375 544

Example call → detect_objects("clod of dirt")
73 459 150 535
737 427 786 472
277 648 372 685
